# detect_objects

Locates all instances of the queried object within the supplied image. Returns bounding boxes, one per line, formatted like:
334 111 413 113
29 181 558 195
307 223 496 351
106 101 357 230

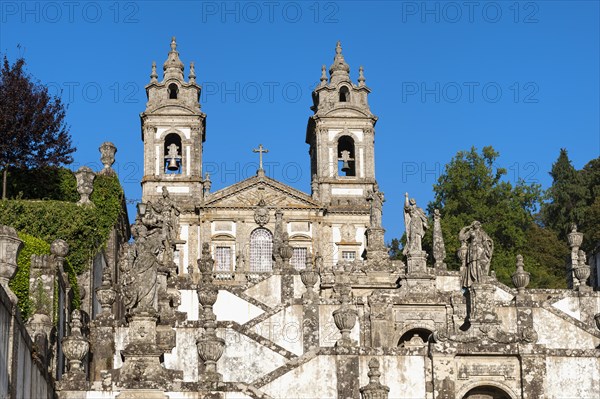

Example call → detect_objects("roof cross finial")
253 144 269 175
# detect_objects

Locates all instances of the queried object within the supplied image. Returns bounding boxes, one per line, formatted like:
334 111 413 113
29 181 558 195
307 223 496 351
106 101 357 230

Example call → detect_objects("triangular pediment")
204 174 321 209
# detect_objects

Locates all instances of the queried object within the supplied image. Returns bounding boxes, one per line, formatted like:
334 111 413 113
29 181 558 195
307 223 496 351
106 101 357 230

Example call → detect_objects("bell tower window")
337 135 356 176
339 86 350 102
164 133 182 174
168 83 179 99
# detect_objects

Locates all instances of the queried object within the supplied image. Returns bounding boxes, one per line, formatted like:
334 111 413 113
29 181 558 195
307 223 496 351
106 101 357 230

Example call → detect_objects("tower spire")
329 41 350 83
163 36 184 81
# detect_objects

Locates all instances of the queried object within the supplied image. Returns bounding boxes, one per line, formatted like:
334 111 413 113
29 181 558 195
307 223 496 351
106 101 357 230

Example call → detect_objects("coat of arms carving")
254 198 270 226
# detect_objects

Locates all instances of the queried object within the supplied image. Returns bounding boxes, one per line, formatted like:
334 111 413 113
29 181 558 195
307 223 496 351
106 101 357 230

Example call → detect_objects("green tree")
541 149 590 240
426 146 553 286
0 54 76 199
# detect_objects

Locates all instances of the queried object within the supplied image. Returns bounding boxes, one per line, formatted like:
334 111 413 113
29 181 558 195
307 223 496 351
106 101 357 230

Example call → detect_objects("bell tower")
140 37 206 202
305 41 378 205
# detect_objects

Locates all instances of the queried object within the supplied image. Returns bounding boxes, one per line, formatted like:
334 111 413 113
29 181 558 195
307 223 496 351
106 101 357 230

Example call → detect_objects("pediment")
204 175 321 210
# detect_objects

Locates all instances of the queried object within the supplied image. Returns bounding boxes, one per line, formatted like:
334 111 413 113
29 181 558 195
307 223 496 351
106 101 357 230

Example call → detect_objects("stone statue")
151 187 181 267
367 185 384 228
120 207 164 314
459 221 494 288
402 193 428 256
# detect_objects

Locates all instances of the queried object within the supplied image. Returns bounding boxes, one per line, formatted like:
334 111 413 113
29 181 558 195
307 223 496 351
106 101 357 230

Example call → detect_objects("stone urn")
197 335 226 376
573 265 590 286
0 226 23 302
99 142 117 173
197 285 218 309
75 166 95 206
567 225 583 248
95 280 116 316
511 255 530 294
300 269 318 288
62 310 89 375
333 293 358 348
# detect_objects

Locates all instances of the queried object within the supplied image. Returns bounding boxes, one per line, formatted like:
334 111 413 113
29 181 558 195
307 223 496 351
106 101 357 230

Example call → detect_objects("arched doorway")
463 385 511 399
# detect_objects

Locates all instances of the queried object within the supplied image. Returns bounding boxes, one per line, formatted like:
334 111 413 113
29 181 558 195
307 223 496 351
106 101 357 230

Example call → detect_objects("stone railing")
0 274 53 399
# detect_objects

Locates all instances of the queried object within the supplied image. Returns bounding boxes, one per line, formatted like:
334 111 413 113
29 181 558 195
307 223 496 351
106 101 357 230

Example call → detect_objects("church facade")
36 39 600 398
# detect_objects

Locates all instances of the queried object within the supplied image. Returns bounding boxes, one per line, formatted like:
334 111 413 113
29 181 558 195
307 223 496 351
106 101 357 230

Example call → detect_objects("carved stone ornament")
75 166 96 206
340 223 356 242
0 225 23 303
254 198 270 226
99 141 117 174
62 309 90 376
511 254 530 293
359 358 390 399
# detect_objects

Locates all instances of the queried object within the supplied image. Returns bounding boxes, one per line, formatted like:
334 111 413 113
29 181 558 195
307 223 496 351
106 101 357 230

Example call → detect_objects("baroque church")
1 38 599 399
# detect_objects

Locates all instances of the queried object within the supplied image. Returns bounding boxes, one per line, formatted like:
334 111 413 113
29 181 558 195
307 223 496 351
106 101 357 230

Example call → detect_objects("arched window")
249 228 273 272
168 83 179 99
463 386 511 399
164 133 182 174
339 86 350 102
337 135 356 176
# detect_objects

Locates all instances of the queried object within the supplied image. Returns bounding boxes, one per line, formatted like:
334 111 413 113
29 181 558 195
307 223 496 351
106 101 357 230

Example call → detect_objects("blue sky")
1 1 599 241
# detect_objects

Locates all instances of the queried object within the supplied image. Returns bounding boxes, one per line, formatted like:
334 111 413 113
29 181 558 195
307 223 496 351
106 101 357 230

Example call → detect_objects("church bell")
166 156 179 171
341 160 351 173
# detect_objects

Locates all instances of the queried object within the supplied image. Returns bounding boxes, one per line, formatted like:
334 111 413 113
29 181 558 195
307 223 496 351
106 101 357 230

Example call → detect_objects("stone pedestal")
366 227 389 270
118 311 182 389
406 250 427 274
468 282 498 327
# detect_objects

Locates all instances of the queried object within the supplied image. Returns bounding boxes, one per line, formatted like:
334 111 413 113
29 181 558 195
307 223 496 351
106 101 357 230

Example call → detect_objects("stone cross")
253 144 269 170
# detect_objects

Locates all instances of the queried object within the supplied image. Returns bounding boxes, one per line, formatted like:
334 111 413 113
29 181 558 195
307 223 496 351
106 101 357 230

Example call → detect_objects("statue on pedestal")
402 193 428 256
459 221 494 288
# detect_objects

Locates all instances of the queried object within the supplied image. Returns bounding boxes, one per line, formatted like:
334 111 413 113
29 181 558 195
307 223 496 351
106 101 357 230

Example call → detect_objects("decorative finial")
511 254 530 294
163 36 184 81
150 61 158 83
329 40 350 81
320 65 327 85
358 66 365 87
189 61 196 83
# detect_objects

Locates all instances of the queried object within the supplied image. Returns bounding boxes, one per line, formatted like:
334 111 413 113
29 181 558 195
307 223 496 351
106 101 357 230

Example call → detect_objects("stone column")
26 254 54 355
89 267 116 383
301 260 320 352
336 354 359 398
196 245 225 386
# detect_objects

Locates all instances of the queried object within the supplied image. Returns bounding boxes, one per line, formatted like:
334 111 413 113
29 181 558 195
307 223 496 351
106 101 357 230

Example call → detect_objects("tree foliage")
542 150 600 253
418 146 568 288
0 54 76 198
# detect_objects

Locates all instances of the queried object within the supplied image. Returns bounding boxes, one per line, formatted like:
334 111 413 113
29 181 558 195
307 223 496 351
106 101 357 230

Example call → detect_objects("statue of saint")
459 221 494 288
402 193 428 256
367 185 384 228
120 206 164 314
